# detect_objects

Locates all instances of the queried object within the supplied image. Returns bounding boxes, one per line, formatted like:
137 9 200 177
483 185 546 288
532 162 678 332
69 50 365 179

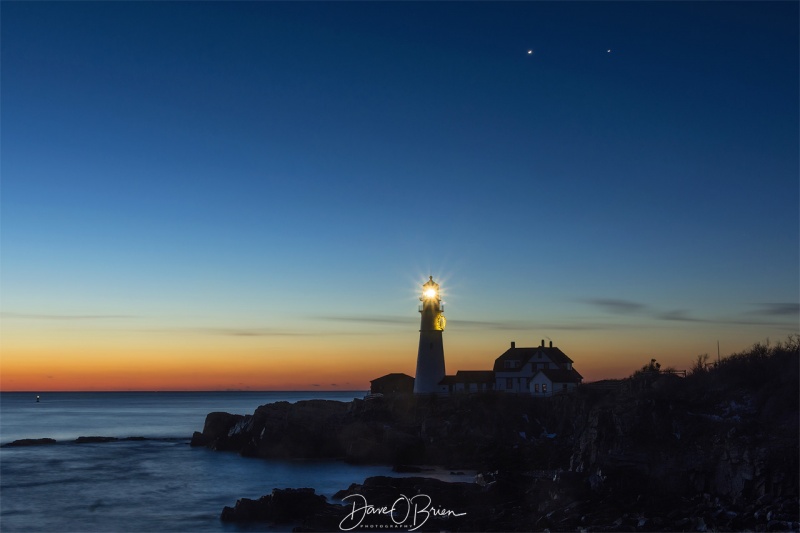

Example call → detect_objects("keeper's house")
493 340 583 395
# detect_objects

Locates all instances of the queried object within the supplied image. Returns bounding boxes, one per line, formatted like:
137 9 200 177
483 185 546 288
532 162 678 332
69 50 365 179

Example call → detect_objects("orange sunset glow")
2 307 793 392
1 2 797 394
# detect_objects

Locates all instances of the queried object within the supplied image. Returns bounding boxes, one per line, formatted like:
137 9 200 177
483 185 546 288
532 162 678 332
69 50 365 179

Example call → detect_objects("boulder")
189 412 244 450
220 487 334 523
75 436 119 443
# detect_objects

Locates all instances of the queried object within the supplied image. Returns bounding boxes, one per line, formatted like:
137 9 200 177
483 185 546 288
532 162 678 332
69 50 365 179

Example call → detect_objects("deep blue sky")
2 1 798 387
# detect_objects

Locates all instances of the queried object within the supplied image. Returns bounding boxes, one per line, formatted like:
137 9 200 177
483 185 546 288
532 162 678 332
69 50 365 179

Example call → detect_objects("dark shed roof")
370 373 414 384
535 368 583 383
493 346 574 372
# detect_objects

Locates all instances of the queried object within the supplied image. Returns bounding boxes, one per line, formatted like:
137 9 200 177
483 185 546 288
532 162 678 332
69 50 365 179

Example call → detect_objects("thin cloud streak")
656 310 709 323
1 312 137 320
751 303 800 316
539 323 618 331
136 327 356 337
582 299 648 315
450 319 530 331
451 319 616 332
582 298 798 329
314 315 616 332
311 315 416 326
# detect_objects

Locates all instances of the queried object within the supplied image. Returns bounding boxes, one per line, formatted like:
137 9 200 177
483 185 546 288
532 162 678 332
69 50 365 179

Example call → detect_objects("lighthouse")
413 276 447 394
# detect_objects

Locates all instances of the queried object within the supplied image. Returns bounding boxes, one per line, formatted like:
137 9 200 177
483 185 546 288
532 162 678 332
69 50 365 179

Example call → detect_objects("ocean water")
0 391 397 532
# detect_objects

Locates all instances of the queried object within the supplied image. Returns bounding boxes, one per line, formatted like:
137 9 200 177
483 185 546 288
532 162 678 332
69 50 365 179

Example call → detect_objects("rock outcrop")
220 487 332 524
191 394 557 468
2 438 57 447
219 475 523 531
202 341 799 530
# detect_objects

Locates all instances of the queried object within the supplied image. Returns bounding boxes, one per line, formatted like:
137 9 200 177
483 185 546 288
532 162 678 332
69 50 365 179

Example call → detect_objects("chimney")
541 339 545 347
549 341 553 348
511 341 515 349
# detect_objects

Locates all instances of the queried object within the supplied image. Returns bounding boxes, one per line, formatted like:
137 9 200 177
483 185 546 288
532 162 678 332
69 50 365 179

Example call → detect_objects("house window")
506 378 513 389
534 383 539 393
542 384 547 394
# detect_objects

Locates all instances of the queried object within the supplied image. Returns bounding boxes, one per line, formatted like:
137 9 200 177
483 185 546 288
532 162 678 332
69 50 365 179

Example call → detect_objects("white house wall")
530 375 578 396
496 353 561 392
530 373 553 396
495 372 530 392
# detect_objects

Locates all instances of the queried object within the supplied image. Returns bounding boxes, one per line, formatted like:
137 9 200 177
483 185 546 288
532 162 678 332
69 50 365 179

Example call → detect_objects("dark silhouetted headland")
195 337 799 531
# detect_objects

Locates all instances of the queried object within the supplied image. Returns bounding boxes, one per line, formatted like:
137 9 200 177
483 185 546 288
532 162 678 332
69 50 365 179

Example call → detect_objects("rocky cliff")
195 340 799 530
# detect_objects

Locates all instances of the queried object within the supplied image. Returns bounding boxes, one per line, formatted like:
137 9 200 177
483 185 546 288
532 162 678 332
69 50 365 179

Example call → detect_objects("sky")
1 1 798 391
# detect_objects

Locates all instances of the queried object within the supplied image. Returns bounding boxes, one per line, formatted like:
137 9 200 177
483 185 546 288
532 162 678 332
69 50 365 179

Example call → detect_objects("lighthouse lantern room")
413 276 446 394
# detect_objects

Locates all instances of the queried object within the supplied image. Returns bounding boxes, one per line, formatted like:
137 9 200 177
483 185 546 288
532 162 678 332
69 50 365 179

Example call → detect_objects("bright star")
527 50 533 55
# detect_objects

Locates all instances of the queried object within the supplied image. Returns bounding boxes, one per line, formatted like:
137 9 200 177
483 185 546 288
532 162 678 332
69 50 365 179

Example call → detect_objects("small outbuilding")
370 373 415 395
439 370 496 394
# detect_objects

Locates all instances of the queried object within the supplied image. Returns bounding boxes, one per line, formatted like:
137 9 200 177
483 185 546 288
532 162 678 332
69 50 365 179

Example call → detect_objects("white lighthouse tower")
413 276 446 394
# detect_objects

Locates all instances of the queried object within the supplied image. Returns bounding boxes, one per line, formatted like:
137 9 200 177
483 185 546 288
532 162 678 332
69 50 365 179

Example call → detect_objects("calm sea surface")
0 391 398 532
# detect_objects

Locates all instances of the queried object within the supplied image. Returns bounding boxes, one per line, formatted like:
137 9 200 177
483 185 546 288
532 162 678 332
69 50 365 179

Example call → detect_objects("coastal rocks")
196 386 798 507
74 436 150 443
568 380 799 508
190 411 245 450
222 476 521 531
75 436 123 443
193 399 430 464
3 436 156 447
206 345 798 530
247 400 351 459
2 438 57 447
220 487 338 524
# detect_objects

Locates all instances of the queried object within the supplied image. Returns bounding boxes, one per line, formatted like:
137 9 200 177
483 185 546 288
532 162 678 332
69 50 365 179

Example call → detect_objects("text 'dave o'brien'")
339 493 467 531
